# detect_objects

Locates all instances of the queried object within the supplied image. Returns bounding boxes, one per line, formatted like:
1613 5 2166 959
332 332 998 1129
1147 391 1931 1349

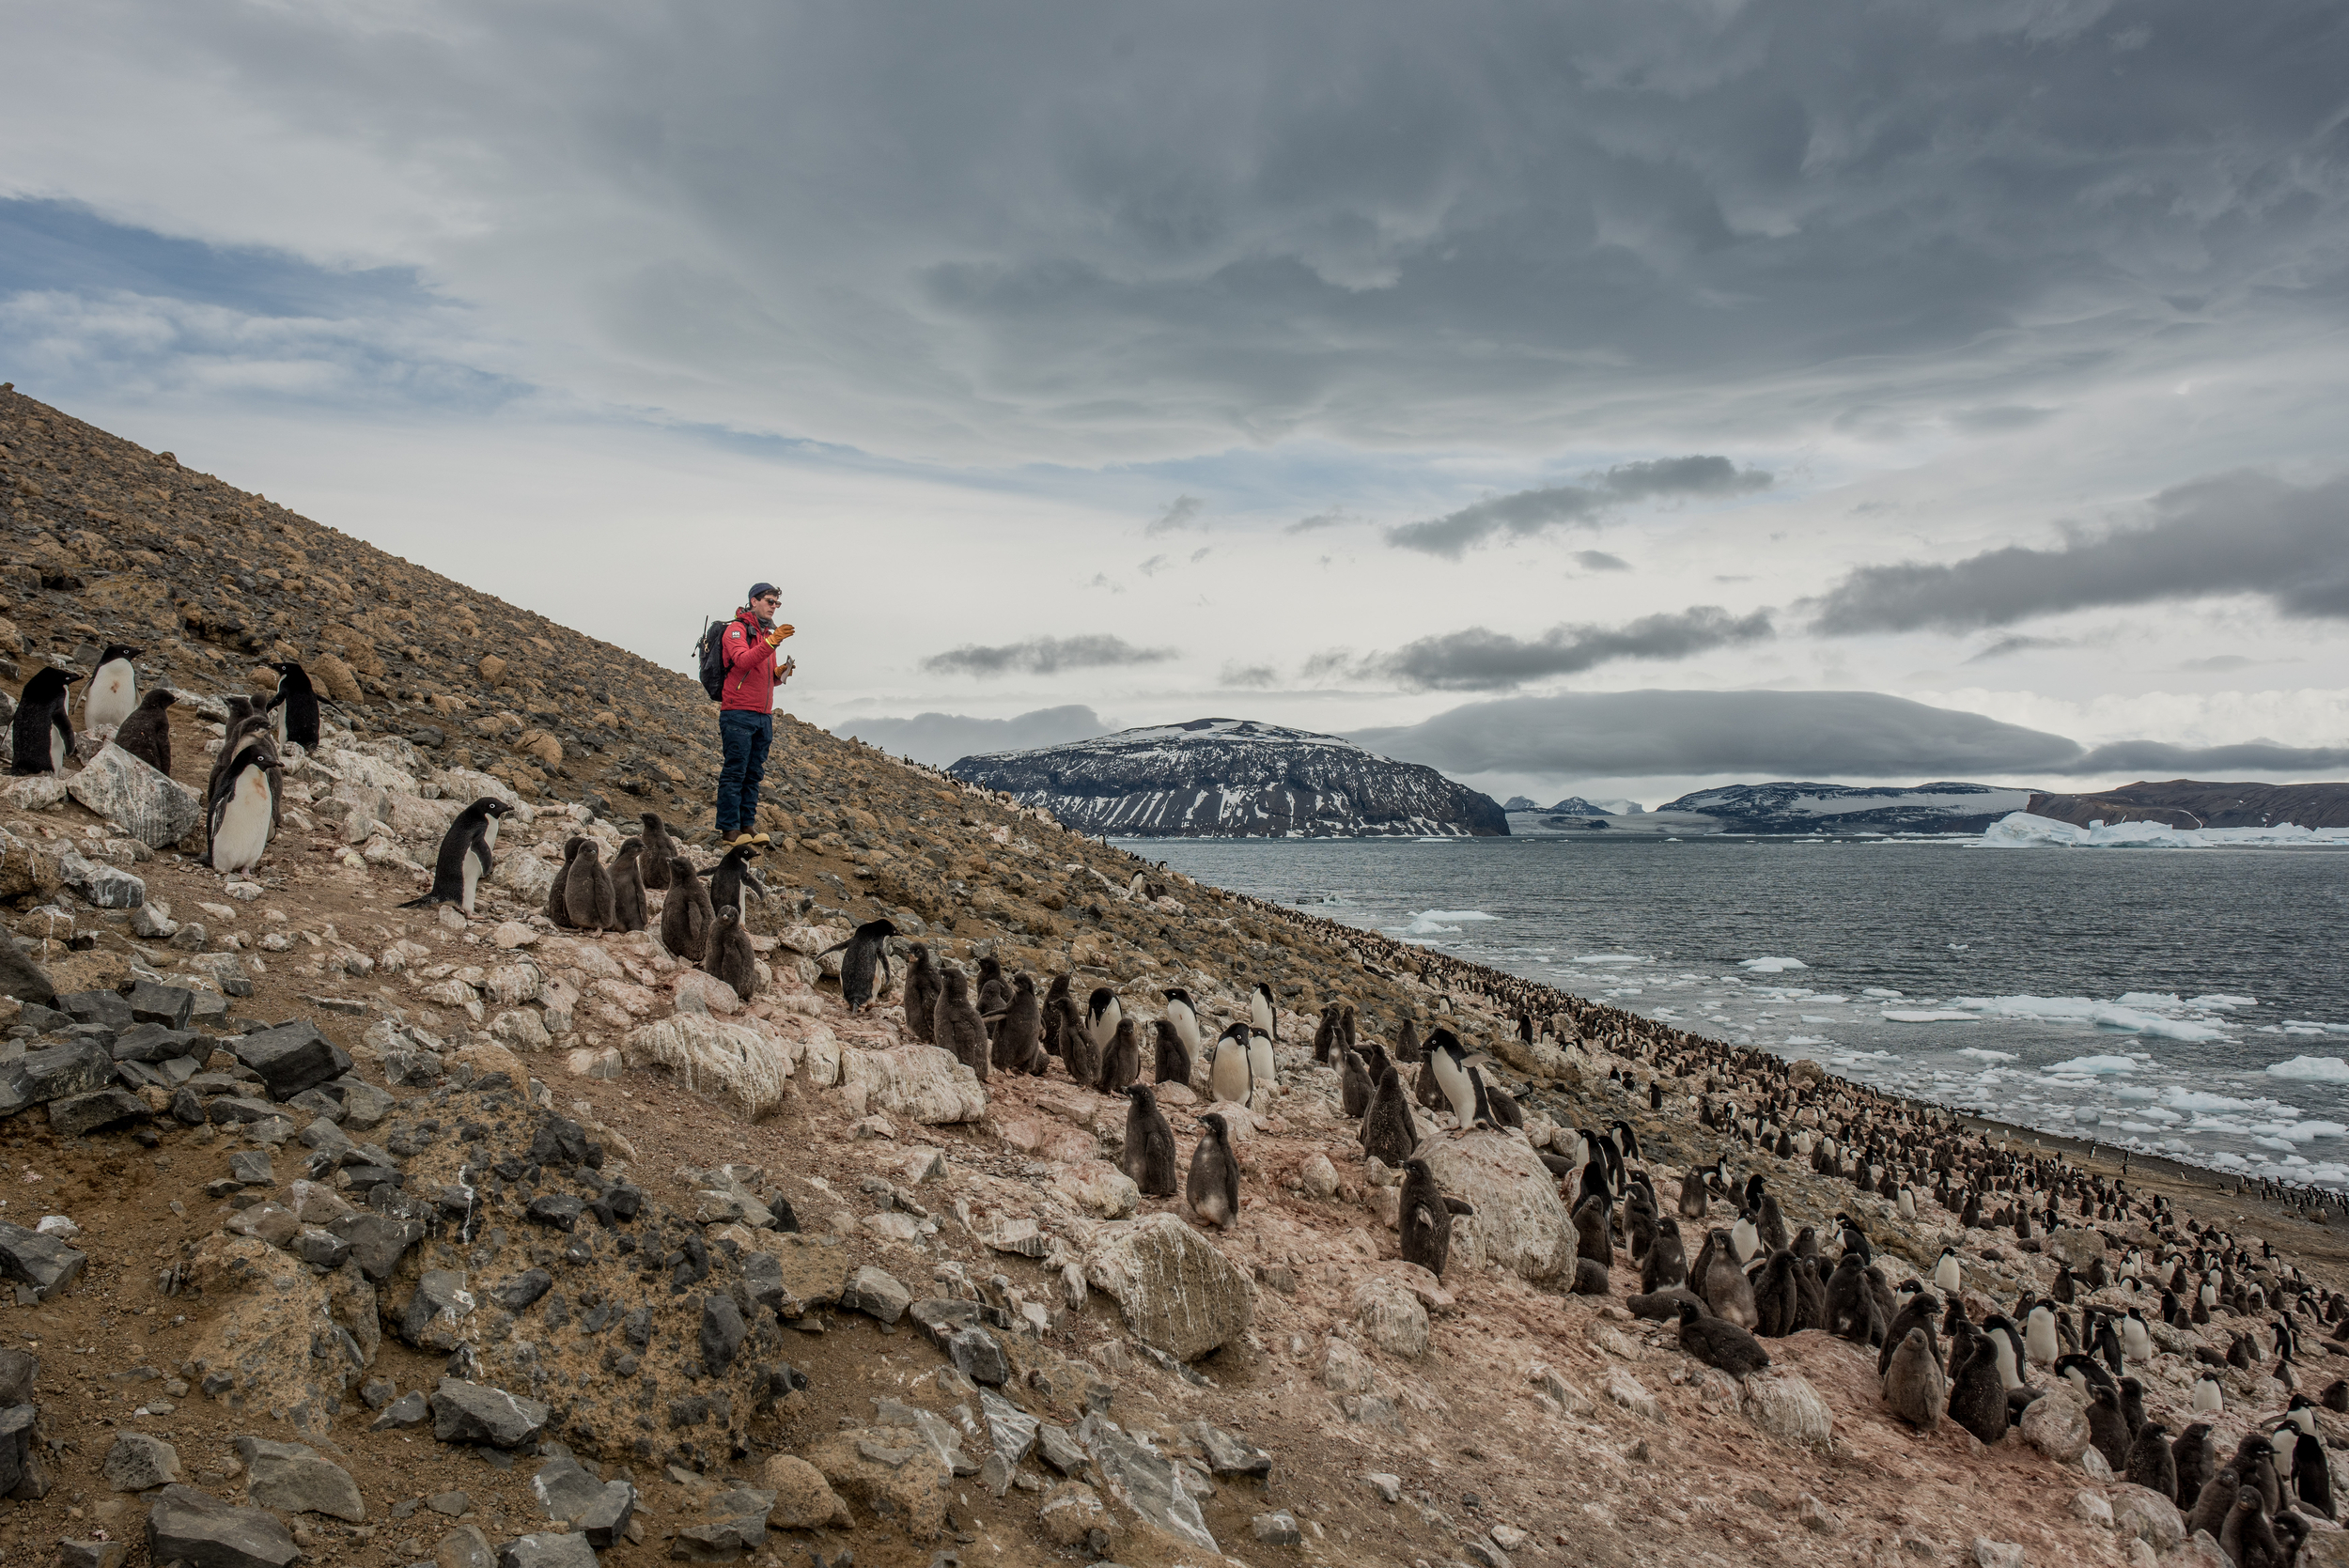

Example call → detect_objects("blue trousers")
716 709 772 835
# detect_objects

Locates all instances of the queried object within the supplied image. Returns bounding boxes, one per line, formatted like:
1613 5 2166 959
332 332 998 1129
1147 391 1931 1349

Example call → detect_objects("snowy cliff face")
947 718 1510 838
1656 781 2032 834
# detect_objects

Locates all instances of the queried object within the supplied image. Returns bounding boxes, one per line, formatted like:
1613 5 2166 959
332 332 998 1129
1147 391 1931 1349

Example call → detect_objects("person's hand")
763 623 795 647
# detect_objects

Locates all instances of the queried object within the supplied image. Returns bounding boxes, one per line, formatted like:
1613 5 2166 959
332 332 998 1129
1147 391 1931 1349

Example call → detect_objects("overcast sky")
6 0 2347 806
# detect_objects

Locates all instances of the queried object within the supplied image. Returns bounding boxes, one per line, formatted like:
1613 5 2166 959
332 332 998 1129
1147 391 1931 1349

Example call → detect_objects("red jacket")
720 607 786 712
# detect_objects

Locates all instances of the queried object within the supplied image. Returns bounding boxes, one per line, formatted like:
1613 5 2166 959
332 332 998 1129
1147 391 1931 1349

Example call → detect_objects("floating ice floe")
1399 908 1498 936
2040 1054 2143 1075
1981 811 2349 849
2268 1056 2349 1081
1739 956 1808 972
1957 1047 2018 1062
1571 953 1651 966
1883 1009 1979 1023
1948 994 2230 1042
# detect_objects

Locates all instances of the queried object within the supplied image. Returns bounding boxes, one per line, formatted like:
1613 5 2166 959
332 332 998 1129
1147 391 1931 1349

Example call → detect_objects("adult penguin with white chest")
821 919 899 1011
1247 1022 1278 1094
399 797 513 915
263 660 322 748
1207 1022 1253 1106
703 905 759 1001
1426 1028 1479 1130
1249 981 1277 1047
1399 1156 1474 1281
1084 988 1124 1072
706 842 769 921
10 667 74 776
207 752 278 873
1161 988 1204 1068
82 643 141 733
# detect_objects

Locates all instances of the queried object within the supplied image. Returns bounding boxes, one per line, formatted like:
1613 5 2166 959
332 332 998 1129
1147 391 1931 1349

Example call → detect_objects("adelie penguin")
703 905 760 1001
1881 1327 1946 1432
1248 981 1277 1046
1359 1062 1418 1168
10 668 74 776
564 838 619 931
902 945 941 1043
1339 1048 1374 1118
1246 1024 1278 1094
1096 1017 1141 1094
933 969 989 1082
207 753 277 873
1676 1297 1771 1376
1083 988 1123 1075
994 976 1045 1075
1399 1156 1474 1280
1207 1022 1253 1106
660 857 714 960
112 688 176 778
636 814 681 891
400 797 513 916
1151 1018 1190 1086
1426 1028 1479 1130
821 919 899 1011
1187 1111 1241 1230
264 660 322 749
1161 988 1204 1068
707 842 769 921
82 643 141 733
608 840 648 932
1120 1085 1178 1197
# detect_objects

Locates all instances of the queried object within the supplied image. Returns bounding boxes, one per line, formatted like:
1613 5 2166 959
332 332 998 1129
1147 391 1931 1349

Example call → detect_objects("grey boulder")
145 1483 300 1568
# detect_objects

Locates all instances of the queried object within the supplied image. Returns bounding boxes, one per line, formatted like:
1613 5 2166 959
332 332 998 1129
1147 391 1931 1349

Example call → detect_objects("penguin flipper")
1445 1198 1476 1216
397 893 445 908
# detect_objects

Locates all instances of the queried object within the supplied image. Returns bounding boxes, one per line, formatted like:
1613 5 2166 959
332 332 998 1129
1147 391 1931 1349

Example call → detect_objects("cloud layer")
1813 473 2349 634
1387 458 1772 557
831 705 1111 766
1377 607 1774 691
919 634 1176 677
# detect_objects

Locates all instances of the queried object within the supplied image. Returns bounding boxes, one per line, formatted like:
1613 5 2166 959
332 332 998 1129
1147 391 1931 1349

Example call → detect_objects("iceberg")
1739 956 1809 973
2268 1056 2349 1081
1981 811 2349 849
2041 1055 2142 1074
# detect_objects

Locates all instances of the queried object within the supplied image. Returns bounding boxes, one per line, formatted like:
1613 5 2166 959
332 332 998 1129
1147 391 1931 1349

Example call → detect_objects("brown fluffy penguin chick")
660 857 713 960
1186 1111 1241 1229
1882 1326 1946 1430
114 688 176 776
1360 1063 1418 1168
1701 1228 1759 1328
1097 1017 1141 1094
2126 1420 2177 1499
1340 1048 1374 1118
1641 1217 1689 1291
901 944 941 1044
1676 1297 1771 1376
1152 1017 1191 1086
1059 994 1099 1086
544 838 584 927
609 839 648 932
933 970 989 1082
1120 1085 1178 1197
1414 1055 1448 1111
2187 1468 2242 1542
2220 1487 2280 1568
702 905 758 1001
992 974 1043 1072
565 838 617 930
636 813 679 890
1399 1156 1473 1281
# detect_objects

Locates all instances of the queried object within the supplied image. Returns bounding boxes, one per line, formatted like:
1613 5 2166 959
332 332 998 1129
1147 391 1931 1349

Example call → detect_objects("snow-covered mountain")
947 718 1510 838
1656 781 2032 833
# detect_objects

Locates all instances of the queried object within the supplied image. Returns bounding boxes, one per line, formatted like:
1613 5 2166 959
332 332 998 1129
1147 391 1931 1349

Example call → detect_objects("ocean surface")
1119 833 2349 1188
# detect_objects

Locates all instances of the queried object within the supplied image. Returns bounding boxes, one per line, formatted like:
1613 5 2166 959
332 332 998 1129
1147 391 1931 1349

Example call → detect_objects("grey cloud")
1812 472 2349 634
1377 607 1774 691
1574 550 1631 572
1389 458 1772 557
1386 485 1604 558
1218 662 1279 688
919 633 1175 677
1600 457 1771 500
2059 740 2349 776
20 6 2349 464
1965 634 2068 662
1145 495 1205 536
1351 690 2086 777
832 705 1110 768
2176 654 2263 672
1137 554 1171 576
1286 508 1349 534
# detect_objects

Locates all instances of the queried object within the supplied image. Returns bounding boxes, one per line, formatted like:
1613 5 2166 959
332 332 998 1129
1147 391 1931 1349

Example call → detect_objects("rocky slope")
947 719 1509 838
1656 782 2033 835
0 387 2343 1568
2027 779 2349 831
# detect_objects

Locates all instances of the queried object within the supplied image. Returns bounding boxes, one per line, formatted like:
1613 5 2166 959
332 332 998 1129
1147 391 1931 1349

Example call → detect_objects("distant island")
948 719 1509 838
1512 778 2349 836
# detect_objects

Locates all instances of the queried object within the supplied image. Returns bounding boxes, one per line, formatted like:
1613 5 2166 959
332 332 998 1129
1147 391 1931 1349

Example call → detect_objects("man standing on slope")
715 582 795 848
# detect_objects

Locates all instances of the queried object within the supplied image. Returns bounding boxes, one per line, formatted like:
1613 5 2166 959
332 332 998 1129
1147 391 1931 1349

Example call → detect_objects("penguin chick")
659 857 713 961
1120 1086 1178 1197
932 970 989 1082
564 838 617 931
1359 1063 1417 1168
112 687 176 777
902 945 941 1043
993 975 1044 1073
1097 1017 1141 1094
1399 1156 1474 1281
701 905 758 1001
1881 1327 1945 1431
1676 1297 1772 1377
636 813 680 890
609 839 648 932
1187 1112 1241 1229
1153 1016 1193 1087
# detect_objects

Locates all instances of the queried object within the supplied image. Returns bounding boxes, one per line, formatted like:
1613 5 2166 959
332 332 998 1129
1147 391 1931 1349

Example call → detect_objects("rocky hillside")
947 719 1509 838
1657 782 2033 835
2027 779 2349 831
0 387 2343 1568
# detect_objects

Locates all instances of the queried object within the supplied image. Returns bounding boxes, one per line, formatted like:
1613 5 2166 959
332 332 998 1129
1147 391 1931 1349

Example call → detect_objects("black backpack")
695 616 730 701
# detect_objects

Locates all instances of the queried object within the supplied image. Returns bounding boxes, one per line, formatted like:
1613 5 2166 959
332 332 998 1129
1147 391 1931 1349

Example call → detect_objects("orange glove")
763 623 795 647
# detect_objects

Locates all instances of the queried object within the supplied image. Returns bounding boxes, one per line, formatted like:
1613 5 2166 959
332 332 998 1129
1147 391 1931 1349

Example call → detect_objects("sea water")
1122 834 2349 1188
